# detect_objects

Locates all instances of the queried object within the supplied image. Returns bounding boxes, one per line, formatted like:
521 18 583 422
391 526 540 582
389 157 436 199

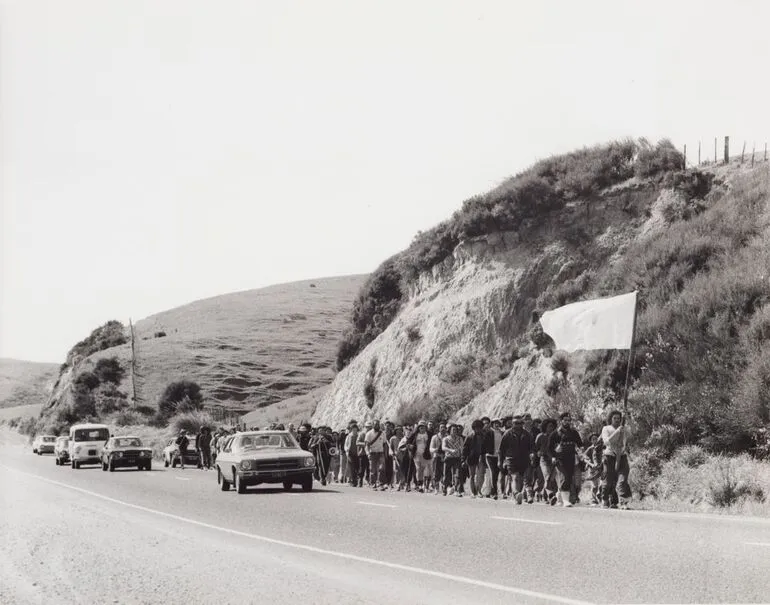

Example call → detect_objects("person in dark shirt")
498 415 534 504
548 412 583 507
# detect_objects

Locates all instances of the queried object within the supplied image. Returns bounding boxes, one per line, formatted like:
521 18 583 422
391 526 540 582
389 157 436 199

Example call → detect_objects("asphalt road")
1 431 769 605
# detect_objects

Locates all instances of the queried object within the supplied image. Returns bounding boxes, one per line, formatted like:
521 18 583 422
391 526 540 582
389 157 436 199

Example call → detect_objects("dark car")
101 436 153 471
215 430 315 494
54 436 70 466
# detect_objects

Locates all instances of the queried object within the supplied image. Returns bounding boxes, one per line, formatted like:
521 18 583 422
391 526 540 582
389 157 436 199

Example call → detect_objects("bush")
157 380 203 419
672 445 708 468
634 139 684 178
69 320 128 363
114 410 144 426
629 448 666 500
169 411 216 435
94 357 125 384
74 371 100 391
134 405 156 417
154 331 167 338
707 457 766 508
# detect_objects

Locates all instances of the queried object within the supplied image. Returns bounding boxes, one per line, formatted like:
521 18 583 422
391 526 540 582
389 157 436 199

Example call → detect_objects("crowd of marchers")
206 410 633 509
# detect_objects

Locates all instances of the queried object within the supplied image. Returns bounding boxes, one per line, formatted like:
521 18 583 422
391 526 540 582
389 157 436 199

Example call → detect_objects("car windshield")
114 437 143 448
42 436 56 442
57 438 69 445
237 433 297 450
73 428 110 442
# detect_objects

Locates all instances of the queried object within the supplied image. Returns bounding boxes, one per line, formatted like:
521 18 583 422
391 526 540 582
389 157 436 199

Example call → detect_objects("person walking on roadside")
176 429 190 470
408 420 433 493
600 410 631 509
499 416 514 497
583 432 603 505
297 424 312 451
310 426 333 486
383 421 395 488
390 426 404 490
344 423 360 486
536 419 558 505
197 426 213 470
357 421 372 486
483 418 504 500
499 415 534 504
442 424 463 496
397 425 414 491
548 412 583 507
461 420 485 498
430 423 447 494
365 420 387 490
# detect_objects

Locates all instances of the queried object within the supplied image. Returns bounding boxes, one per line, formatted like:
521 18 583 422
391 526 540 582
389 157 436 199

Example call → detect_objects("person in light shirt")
407 420 433 493
600 410 632 509
365 419 387 490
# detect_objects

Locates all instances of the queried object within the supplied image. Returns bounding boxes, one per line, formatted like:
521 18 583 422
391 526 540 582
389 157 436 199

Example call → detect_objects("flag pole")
617 291 638 472
620 291 639 426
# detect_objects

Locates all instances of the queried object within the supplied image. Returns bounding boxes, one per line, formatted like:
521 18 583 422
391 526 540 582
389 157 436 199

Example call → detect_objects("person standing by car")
197 426 213 470
176 429 190 470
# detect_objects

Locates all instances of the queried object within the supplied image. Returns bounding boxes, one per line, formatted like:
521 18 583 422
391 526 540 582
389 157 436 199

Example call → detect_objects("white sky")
1 0 769 363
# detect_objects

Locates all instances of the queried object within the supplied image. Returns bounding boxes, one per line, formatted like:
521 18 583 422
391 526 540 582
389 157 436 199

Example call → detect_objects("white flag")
539 291 637 352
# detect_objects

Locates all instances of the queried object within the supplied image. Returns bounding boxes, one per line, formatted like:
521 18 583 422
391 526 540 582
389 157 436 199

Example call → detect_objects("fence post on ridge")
130 318 138 408
724 136 730 164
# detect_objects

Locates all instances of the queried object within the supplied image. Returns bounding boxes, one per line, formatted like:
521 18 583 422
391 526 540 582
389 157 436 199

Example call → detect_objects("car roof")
113 435 141 440
70 423 109 429
235 430 290 437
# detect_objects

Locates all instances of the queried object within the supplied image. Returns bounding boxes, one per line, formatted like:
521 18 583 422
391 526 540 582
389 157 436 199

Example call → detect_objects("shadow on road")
233 487 342 495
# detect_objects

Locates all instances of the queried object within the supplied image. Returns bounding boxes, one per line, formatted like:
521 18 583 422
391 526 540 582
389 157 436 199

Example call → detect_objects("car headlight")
140 451 151 457
304 457 315 467
75 446 82 453
114 452 123 458
240 460 252 471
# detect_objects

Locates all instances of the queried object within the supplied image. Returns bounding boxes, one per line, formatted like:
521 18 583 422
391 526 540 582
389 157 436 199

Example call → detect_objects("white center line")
2 465 594 605
745 542 770 547
356 501 397 508
491 516 563 526
175 477 191 481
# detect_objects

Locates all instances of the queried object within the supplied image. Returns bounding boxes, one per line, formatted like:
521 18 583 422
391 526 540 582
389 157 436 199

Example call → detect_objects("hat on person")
417 420 427 427
364 420 373 428
298 425 309 433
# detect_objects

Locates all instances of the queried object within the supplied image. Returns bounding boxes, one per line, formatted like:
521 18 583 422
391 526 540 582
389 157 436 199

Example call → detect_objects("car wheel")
102 459 108 471
37 450 41 456
164 457 169 468
218 468 230 491
283 481 293 491
301 476 313 492
109 458 115 472
55 458 59 466
235 471 246 494
145 462 152 471
171 458 178 468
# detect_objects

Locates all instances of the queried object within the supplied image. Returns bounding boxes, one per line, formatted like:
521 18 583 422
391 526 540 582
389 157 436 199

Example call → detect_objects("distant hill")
40 275 366 430
0 359 58 409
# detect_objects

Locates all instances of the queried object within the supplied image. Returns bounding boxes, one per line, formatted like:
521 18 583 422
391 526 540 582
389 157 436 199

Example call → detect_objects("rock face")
312 232 572 429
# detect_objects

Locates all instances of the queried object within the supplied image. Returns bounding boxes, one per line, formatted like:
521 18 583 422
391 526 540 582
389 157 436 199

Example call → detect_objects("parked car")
101 436 153 471
69 423 110 469
162 440 200 468
32 434 56 455
54 436 70 465
215 430 315 494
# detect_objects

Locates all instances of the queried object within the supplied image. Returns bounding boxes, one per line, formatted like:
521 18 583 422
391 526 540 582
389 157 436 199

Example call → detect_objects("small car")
162 440 200 468
215 430 315 494
32 434 56 455
101 436 153 471
54 436 70 465
69 423 110 468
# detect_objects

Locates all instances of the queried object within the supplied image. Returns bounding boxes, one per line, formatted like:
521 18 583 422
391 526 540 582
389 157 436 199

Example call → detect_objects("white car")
32 434 57 455
69 423 110 469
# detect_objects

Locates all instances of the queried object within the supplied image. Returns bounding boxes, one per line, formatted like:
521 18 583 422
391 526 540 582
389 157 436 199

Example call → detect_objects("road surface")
1 431 769 605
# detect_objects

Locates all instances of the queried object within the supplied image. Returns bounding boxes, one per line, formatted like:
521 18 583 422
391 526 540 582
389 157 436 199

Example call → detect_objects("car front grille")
88 450 97 456
254 458 303 471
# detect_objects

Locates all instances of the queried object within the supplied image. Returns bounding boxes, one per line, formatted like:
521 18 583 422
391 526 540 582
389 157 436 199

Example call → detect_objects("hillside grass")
0 359 58 409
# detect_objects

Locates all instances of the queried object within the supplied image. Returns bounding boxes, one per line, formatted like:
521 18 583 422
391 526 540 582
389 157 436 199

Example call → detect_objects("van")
69 423 110 469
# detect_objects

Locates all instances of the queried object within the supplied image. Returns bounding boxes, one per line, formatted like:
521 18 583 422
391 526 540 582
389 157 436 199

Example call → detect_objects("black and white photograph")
1 1 769 603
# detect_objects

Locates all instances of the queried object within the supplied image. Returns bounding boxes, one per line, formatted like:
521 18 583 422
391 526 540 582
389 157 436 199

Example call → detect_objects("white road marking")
745 542 770 547
356 501 397 508
2 465 595 605
175 477 191 481
491 516 563 526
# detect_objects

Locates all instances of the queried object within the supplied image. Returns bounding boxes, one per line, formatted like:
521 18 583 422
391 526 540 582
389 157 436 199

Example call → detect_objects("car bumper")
38 446 55 453
237 468 314 485
111 458 151 467
72 456 101 464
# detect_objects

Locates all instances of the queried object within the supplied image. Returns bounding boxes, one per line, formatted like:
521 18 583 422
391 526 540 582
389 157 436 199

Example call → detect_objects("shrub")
169 411 216 435
114 410 144 426
634 139 684 178
405 325 422 342
74 371 100 391
629 447 666 500
550 354 569 377
364 358 377 408
17 417 37 438
134 405 156 417
672 444 708 468
154 331 167 338
69 320 128 363
157 380 203 419
94 357 125 384
707 457 766 507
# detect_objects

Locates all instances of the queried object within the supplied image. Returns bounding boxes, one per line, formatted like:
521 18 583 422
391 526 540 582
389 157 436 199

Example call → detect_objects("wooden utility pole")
741 141 746 164
698 141 701 166
752 143 756 167
715 138 718 165
129 318 138 407
724 136 730 164
683 144 687 169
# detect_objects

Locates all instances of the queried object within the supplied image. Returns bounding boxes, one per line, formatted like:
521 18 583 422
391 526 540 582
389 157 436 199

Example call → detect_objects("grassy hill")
37 275 366 433
0 359 58 409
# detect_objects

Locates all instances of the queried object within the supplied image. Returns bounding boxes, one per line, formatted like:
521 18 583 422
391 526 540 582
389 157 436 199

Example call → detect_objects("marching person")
365 419 387 490
358 421 372 487
407 420 433 493
461 420 485 498
397 425 414 491
583 432 604 505
483 417 504 500
548 412 583 507
430 423 447 494
536 419 558 505
499 415 534 504
600 410 632 509
309 426 333 486
176 429 189 470
383 421 395 488
442 424 463 496
196 426 213 470
344 422 361 486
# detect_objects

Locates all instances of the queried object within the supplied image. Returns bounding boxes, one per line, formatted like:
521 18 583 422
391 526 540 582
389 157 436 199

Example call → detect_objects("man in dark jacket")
175 430 190 470
309 426 333 486
548 412 583 507
297 424 312 451
499 415 534 504
461 420 485 497
196 426 213 470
